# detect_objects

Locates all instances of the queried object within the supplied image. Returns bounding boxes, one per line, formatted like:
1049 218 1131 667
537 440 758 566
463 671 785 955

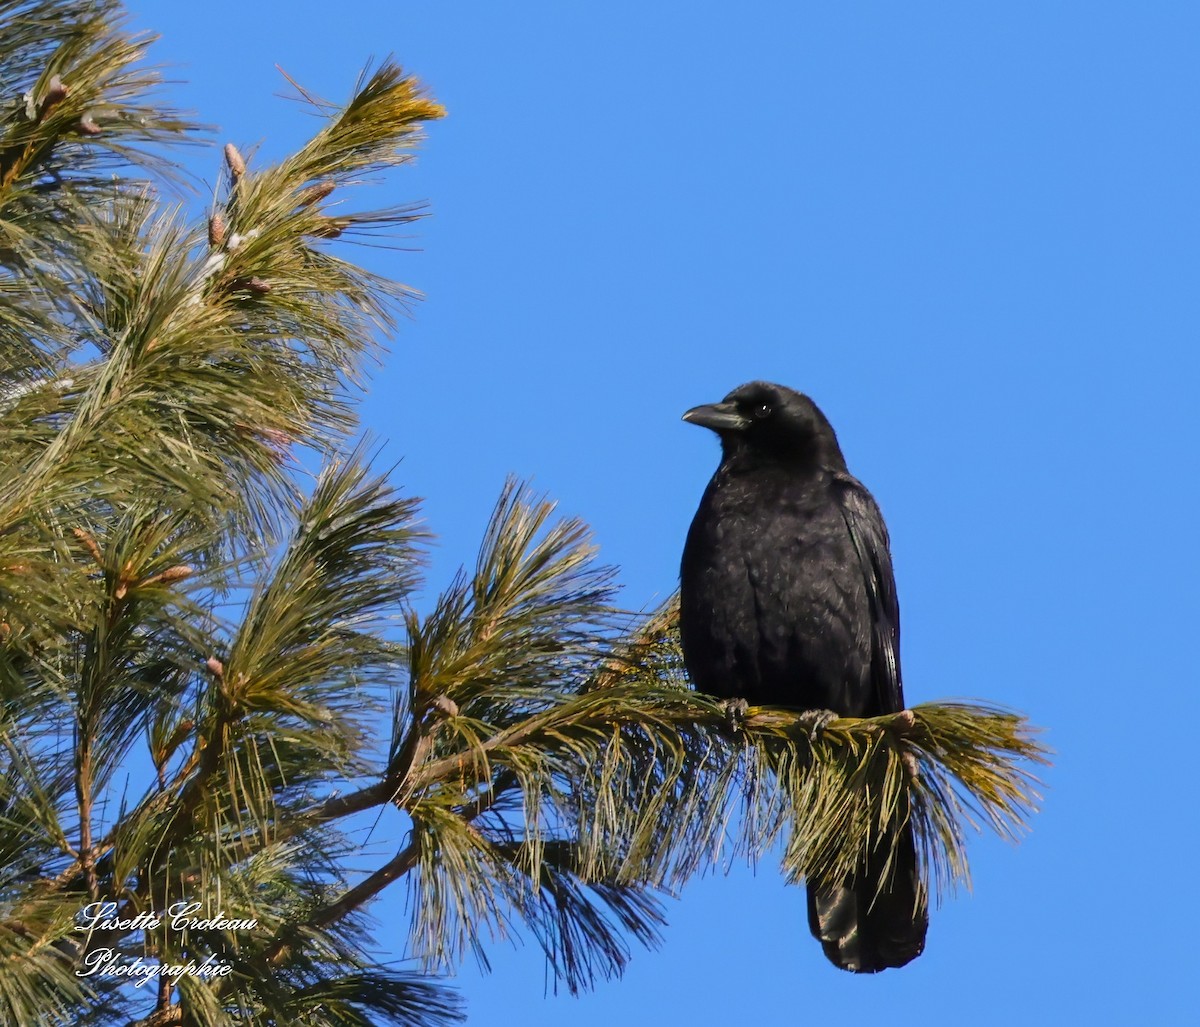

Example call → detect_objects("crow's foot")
721 697 750 733
797 708 837 744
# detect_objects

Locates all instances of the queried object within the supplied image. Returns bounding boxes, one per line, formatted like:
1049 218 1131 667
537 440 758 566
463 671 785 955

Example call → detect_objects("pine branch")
0 56 443 568
253 842 422 970
385 485 1048 989
0 0 204 324
0 26 447 1022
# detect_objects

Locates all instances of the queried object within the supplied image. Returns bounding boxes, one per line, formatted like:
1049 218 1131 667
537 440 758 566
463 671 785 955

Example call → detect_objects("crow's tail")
806 818 928 973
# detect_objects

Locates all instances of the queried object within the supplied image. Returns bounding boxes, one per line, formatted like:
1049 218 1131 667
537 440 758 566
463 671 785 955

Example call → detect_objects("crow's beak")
682 401 748 433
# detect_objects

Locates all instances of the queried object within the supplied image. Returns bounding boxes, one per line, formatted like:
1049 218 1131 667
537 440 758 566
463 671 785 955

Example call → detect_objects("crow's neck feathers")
718 424 849 479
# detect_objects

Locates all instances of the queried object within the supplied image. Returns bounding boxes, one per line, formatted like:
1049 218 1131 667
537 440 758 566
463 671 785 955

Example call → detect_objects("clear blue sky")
127 2 1196 1022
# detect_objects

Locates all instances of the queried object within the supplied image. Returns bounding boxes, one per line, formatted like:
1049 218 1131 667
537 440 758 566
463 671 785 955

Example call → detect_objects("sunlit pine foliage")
0 4 1048 1026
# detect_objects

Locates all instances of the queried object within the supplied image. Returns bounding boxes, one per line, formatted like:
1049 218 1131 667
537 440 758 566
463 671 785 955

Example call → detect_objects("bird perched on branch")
679 380 927 973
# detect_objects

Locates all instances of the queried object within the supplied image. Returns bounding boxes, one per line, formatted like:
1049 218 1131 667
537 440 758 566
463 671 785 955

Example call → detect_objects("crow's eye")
753 402 772 419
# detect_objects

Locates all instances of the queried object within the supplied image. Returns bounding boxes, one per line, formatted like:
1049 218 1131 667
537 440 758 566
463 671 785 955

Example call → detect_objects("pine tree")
0 3 1047 1024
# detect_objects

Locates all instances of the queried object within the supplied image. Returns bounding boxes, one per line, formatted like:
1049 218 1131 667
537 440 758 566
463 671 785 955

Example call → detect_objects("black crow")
679 380 927 973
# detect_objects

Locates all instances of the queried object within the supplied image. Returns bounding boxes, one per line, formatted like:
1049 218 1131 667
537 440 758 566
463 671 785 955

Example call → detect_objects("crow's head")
682 380 846 468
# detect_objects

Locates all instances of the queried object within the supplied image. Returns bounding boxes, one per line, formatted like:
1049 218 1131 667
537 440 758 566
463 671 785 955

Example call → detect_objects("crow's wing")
833 473 904 715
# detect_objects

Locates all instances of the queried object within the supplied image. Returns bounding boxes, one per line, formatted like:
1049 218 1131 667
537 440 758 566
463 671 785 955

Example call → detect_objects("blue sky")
126 2 1196 1022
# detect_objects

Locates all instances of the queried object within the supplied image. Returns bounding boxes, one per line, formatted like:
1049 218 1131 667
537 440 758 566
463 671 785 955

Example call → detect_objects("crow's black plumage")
679 380 927 973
